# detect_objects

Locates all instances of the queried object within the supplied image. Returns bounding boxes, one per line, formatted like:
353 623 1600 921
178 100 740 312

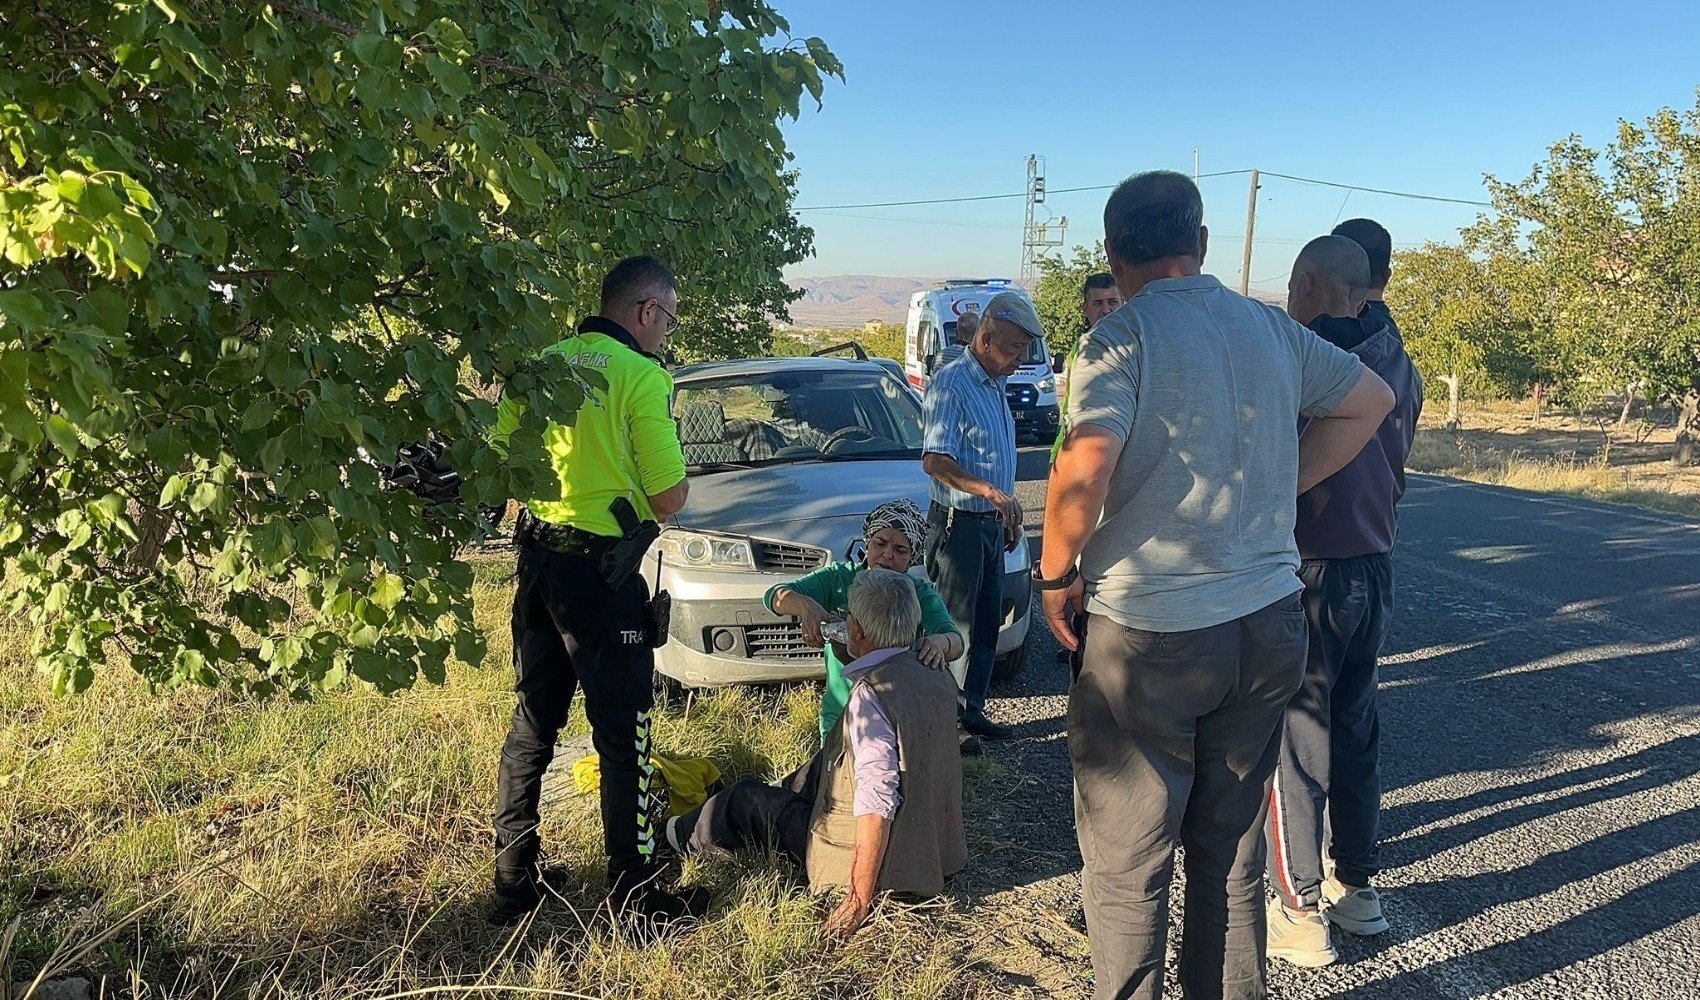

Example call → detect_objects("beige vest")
805 651 966 896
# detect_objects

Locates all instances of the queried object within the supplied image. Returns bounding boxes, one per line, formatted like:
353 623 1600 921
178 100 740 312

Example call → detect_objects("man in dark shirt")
1333 218 1399 334
1265 234 1422 967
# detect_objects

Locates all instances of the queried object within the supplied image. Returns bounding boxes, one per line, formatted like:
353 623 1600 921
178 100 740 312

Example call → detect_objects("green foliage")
1033 244 1108 357
1389 241 1534 404
859 322 903 361
770 329 813 357
1483 103 1700 408
772 323 902 361
0 1 840 695
1393 93 1700 452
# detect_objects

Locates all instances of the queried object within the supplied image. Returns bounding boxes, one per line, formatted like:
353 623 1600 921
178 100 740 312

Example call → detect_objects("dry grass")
0 556 1014 999
1407 400 1700 519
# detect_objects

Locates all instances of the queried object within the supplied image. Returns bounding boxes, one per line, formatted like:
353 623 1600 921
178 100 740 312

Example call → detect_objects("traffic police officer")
488 255 702 926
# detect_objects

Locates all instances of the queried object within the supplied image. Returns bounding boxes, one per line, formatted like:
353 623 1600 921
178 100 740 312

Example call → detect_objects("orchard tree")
0 0 840 695
1486 96 1700 461
1388 242 1515 430
1033 243 1109 358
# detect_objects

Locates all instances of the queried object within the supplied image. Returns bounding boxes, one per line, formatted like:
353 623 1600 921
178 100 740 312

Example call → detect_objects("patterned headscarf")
863 498 927 552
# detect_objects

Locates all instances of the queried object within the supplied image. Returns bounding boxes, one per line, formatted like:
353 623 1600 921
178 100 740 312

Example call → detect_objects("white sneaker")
1322 875 1390 935
1267 898 1339 967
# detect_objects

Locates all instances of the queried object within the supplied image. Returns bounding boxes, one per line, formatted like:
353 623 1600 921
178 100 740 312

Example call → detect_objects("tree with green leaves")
0 0 840 696
1033 243 1108 357
1483 96 1700 462
1387 242 1518 430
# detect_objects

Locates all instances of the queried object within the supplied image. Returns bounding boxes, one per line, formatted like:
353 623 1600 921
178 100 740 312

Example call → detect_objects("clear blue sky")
778 0 1700 295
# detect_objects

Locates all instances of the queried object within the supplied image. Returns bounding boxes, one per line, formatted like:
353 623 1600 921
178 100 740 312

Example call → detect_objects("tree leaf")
348 33 403 71
425 55 474 100
371 572 405 611
0 289 52 329
160 475 189 507
43 414 80 458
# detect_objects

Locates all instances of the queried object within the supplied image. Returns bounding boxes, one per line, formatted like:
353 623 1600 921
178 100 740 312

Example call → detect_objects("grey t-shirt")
1068 273 1367 633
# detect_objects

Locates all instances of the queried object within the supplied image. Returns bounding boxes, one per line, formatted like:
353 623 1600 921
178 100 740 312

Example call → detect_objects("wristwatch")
1030 564 1079 591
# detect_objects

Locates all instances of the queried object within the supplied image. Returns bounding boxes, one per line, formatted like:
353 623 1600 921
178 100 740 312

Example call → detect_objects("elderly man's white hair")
848 568 922 651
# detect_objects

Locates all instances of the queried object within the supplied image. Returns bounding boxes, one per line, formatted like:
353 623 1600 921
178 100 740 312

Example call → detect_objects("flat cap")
983 291 1045 342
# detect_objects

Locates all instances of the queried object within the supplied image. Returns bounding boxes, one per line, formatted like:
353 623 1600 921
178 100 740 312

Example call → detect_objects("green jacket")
764 560 961 740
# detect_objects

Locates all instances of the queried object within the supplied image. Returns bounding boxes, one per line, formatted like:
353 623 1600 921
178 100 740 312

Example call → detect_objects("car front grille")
1006 385 1037 408
743 621 821 661
753 539 829 574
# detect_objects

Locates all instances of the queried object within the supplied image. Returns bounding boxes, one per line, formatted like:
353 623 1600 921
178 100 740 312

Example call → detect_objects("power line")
794 167 1491 212
1259 170 1492 208
794 169 1252 211
814 210 1017 230
796 190 1028 211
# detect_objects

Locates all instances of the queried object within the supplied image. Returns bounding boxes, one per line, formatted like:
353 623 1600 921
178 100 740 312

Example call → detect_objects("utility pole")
1021 154 1065 283
1239 168 1260 297
1193 149 1199 184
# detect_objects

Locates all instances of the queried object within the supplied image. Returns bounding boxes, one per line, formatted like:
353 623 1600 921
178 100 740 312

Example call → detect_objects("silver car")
645 356 1033 689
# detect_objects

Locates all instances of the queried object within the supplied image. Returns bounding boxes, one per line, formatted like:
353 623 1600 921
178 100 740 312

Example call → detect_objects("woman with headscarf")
765 498 964 741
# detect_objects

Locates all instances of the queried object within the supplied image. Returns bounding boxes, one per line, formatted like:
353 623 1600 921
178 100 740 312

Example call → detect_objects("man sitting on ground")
664 569 967 940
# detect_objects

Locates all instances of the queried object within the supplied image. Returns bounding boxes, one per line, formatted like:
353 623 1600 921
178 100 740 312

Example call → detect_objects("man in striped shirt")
921 291 1043 742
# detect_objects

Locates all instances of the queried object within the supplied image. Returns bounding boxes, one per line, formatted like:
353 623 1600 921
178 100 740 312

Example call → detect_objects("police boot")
609 866 709 939
490 864 543 926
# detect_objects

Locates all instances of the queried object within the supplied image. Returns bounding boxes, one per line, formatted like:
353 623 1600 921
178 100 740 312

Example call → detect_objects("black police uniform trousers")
493 541 662 897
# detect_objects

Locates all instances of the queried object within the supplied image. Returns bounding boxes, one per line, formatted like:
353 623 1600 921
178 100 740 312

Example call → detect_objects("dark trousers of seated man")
674 754 824 861
1071 593 1307 1000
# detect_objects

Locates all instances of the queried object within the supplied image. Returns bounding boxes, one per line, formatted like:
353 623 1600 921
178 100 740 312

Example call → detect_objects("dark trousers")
924 503 1003 715
1070 594 1308 1000
1267 554 1394 908
675 755 822 865
493 544 661 897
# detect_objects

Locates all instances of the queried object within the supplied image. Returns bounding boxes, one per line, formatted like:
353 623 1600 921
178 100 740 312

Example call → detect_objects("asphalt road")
966 445 1700 998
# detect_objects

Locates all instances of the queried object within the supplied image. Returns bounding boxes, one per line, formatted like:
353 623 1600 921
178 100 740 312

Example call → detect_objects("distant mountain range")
782 275 934 329
781 274 1285 329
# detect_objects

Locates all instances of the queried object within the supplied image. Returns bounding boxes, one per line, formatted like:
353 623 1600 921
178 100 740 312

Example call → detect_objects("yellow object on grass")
571 752 721 816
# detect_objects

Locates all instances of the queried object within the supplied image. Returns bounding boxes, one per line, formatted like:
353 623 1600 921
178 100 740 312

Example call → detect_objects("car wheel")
991 637 1029 686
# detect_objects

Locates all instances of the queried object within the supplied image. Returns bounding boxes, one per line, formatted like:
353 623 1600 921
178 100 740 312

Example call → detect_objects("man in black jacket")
1334 218 1399 335
1266 234 1423 967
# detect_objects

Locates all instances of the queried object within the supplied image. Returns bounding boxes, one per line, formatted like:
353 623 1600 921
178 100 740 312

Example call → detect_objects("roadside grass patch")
1 559 1013 998
1408 403 1700 519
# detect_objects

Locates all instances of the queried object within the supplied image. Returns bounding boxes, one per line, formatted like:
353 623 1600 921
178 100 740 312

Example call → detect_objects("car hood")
673 457 1031 573
674 459 929 548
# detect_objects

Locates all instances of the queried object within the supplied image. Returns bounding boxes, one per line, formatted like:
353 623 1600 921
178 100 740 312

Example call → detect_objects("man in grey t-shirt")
1034 171 1393 1000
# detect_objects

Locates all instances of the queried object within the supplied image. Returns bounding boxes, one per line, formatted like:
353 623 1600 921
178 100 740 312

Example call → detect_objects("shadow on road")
1348 478 1700 994
1326 862 1700 999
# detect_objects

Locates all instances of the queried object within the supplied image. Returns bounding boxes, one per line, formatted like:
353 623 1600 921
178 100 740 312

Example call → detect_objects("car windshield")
674 369 924 470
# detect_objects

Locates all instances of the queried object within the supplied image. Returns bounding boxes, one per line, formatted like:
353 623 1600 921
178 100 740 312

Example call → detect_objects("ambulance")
902 278 1059 440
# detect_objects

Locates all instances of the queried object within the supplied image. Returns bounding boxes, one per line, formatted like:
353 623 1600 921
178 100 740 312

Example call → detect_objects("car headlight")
1038 376 1056 393
657 529 755 571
